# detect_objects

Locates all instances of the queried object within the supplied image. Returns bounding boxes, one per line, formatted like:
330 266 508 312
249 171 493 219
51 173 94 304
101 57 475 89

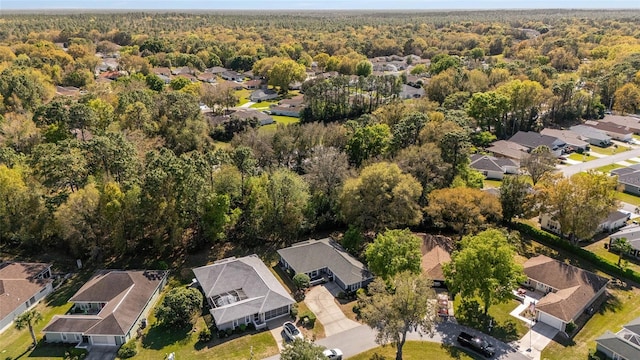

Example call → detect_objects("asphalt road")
263 321 530 360
560 148 640 177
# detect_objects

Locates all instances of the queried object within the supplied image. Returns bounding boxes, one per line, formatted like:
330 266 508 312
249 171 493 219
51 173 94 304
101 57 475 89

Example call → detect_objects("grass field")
250 100 278 110
590 145 631 155
235 89 251 106
596 164 624 173
133 301 278 360
615 191 640 206
568 153 598 162
483 179 502 188
258 115 300 133
349 341 483 360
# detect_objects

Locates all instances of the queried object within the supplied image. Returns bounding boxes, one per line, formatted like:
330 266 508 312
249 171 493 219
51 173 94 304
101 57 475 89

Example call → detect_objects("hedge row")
512 221 640 284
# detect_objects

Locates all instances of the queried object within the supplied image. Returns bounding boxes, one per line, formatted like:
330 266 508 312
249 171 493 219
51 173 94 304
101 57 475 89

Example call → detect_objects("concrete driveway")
514 322 559 360
267 316 294 352
304 283 361 337
85 346 117 360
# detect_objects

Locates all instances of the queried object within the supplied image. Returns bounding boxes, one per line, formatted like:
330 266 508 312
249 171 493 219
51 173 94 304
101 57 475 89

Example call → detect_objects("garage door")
538 312 564 330
92 335 116 345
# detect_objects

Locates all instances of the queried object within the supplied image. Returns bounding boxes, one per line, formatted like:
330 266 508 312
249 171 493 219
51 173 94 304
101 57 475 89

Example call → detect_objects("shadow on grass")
17 340 74 359
439 343 484 360
142 324 194 350
455 299 520 342
600 292 623 314
46 272 93 307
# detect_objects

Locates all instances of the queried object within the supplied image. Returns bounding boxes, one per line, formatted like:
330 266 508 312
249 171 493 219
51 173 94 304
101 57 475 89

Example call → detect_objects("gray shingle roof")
596 331 640 360
509 131 564 150
524 255 608 322
193 255 294 326
43 270 167 336
569 125 611 141
277 239 373 287
470 154 517 173
612 164 640 187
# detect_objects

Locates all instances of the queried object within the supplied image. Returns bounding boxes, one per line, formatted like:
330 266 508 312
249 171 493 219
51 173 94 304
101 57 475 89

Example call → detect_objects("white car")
323 348 343 360
283 321 304 341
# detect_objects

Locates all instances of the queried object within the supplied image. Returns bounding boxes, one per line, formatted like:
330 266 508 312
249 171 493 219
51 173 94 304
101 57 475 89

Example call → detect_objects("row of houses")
471 115 640 180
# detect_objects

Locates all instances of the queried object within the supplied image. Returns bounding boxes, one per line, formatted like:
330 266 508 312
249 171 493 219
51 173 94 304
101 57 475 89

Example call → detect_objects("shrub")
370 354 388 360
565 321 577 334
198 327 212 342
226 328 233 336
247 322 256 331
239 324 247 332
300 311 317 327
117 340 137 359
290 304 299 318
155 260 169 270
218 330 227 338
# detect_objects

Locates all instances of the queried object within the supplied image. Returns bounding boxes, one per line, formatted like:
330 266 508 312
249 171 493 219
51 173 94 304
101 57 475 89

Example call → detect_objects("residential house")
584 121 633 142
176 73 197 82
610 225 640 259
278 238 374 293
523 255 609 332
540 210 629 237
399 84 425 99
509 131 566 157
243 79 263 90
193 255 295 331
0 262 53 333
171 66 194 76
486 140 529 163
569 125 612 147
270 95 305 117
43 270 167 347
206 66 228 75
55 86 80 97
601 115 640 134
540 128 589 153
417 233 453 288
469 154 518 180
197 72 217 83
221 71 244 82
231 109 274 126
596 316 640 360
250 89 278 102
151 67 172 78
611 165 640 196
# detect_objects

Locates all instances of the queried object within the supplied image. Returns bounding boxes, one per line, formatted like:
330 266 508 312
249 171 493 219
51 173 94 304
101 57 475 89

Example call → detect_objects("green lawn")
584 238 640 275
349 341 483 360
452 296 528 343
483 179 502 189
615 191 640 206
590 145 631 155
235 89 251 106
595 164 624 173
258 116 300 133
0 274 85 360
133 309 278 360
568 153 598 162
250 100 278 109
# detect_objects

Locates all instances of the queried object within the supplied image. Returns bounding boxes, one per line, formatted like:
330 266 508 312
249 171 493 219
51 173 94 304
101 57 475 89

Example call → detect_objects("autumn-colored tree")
426 187 502 234
534 172 618 243
614 83 640 115
268 59 307 93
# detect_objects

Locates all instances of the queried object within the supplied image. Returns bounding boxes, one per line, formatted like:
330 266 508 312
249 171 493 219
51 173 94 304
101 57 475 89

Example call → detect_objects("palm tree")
14 309 43 348
611 237 632 267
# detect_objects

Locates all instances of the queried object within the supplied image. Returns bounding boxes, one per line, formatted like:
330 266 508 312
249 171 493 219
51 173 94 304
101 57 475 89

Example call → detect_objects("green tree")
280 339 325 360
169 76 192 91
521 145 557 185
14 309 43 348
293 273 311 298
356 60 373 77
155 287 203 328
268 59 307 93
247 168 310 241
443 229 525 315
611 237 632 267
534 172 618 243
346 124 391 167
339 162 422 231
614 83 640 115
499 175 531 223
358 272 437 360
365 229 422 280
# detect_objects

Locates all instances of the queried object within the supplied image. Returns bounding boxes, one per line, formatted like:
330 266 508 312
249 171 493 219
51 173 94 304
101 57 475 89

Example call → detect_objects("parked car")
322 348 343 360
456 331 495 358
283 321 304 341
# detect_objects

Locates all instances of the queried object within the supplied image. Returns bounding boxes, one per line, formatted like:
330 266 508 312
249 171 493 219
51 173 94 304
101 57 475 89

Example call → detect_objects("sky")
0 0 638 10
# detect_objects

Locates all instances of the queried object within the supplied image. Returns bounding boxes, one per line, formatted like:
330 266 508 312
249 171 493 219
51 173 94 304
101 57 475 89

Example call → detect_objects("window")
62 333 67 341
